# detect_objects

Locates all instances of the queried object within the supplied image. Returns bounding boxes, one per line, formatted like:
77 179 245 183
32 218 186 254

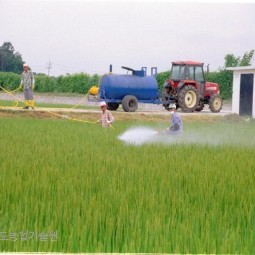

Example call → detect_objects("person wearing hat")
167 103 183 134
97 101 114 128
19 63 35 109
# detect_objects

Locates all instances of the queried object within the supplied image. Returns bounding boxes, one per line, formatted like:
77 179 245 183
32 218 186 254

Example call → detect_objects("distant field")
0 115 254 253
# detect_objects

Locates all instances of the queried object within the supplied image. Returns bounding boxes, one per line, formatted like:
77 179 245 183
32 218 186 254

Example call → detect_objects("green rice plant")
0 118 254 253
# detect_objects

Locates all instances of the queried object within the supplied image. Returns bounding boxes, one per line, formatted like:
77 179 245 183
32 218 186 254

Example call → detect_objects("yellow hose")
70 85 99 109
11 87 20 93
70 92 89 109
0 85 114 128
13 101 19 107
0 86 97 125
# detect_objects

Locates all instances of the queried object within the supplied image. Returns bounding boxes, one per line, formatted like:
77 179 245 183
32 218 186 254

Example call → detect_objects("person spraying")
167 103 183 134
97 101 114 128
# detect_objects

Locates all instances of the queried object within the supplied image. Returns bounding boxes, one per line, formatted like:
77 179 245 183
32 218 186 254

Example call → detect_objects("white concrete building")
226 66 255 118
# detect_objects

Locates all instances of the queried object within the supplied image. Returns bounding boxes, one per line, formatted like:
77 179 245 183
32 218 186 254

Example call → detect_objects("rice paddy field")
0 111 255 253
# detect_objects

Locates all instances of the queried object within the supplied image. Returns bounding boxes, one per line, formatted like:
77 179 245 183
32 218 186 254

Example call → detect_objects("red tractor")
162 61 223 112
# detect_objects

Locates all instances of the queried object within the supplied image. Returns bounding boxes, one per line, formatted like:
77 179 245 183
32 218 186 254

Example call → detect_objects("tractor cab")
171 61 205 82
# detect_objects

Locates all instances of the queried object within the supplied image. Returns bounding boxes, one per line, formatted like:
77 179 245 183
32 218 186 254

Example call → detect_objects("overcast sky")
1 0 255 76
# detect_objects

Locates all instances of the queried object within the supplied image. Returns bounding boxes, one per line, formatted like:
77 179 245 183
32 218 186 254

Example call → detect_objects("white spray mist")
118 127 158 146
118 125 255 147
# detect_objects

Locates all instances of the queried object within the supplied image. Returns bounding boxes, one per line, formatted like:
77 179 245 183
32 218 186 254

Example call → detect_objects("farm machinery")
162 61 222 112
89 61 223 113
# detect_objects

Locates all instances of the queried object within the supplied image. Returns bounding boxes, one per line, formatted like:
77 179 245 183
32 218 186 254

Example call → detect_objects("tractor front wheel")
209 94 223 113
122 95 138 112
178 85 199 112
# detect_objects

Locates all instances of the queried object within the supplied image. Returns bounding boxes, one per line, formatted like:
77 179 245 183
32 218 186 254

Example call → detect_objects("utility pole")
1 48 4 71
207 64 210 73
47 60 52 76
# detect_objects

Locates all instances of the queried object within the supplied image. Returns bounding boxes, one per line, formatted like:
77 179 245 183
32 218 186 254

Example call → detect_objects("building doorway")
240 74 254 115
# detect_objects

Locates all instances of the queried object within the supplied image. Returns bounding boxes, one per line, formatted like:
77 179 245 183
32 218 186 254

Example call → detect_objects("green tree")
0 42 24 73
224 54 240 68
156 70 171 92
224 49 254 68
239 49 254 66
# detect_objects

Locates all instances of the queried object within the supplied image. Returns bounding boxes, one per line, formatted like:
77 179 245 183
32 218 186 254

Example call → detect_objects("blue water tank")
99 73 158 101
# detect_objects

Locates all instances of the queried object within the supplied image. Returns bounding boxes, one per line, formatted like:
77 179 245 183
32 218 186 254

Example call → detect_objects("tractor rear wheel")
122 95 138 112
178 85 199 112
107 102 119 111
162 87 170 108
209 94 223 112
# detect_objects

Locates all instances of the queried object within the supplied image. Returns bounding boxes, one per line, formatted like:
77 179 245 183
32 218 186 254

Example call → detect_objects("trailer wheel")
178 85 199 112
209 94 223 113
122 95 138 112
107 103 119 111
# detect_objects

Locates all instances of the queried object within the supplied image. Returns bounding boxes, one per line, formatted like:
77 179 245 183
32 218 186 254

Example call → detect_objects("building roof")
226 66 255 71
172 61 203 65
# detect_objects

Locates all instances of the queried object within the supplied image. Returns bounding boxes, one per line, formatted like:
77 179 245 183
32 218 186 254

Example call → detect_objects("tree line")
0 72 100 95
0 42 24 73
0 41 254 99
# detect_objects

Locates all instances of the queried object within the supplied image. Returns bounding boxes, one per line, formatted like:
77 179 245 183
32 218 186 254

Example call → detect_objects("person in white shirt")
97 101 114 128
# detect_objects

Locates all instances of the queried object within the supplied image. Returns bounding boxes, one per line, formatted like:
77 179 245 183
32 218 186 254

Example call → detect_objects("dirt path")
0 92 232 113
0 90 234 123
